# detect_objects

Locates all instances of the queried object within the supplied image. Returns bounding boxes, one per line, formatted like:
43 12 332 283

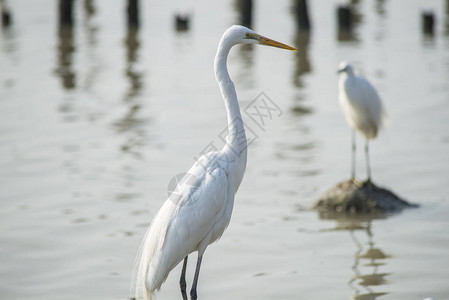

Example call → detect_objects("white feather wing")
134 152 232 299
340 75 384 139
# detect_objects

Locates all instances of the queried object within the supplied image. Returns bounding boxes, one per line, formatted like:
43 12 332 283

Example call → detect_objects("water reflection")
125 28 143 100
337 3 362 43
446 0 449 36
84 0 95 17
236 44 255 89
82 0 99 91
320 215 390 300
112 27 147 159
293 31 311 88
374 0 386 18
0 4 17 88
55 26 76 89
82 0 97 47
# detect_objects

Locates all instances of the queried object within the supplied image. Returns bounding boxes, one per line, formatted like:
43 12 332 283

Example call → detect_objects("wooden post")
1 0 12 28
59 0 74 27
127 0 139 29
84 0 95 17
240 0 252 28
175 14 190 31
337 5 352 32
422 11 435 35
295 0 311 31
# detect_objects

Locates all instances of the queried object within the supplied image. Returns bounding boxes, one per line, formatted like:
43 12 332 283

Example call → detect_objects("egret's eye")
244 33 250 39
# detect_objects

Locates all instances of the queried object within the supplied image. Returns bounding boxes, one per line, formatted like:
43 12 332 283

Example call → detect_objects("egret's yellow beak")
253 34 297 51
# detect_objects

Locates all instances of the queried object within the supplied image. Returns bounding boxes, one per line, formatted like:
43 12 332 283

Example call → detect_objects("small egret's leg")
365 139 371 181
351 130 356 180
180 256 188 300
190 255 203 300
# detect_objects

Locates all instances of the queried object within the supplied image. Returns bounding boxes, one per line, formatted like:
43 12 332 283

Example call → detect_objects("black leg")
190 255 203 300
351 130 356 180
180 256 188 300
365 139 371 182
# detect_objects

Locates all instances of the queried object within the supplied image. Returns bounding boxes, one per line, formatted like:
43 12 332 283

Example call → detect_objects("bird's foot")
351 177 362 187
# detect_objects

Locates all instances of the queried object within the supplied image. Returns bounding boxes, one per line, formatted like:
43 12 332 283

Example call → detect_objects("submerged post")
1 0 12 28
337 5 352 32
240 0 252 28
127 0 139 29
175 14 190 32
59 0 74 27
422 11 435 35
295 0 311 31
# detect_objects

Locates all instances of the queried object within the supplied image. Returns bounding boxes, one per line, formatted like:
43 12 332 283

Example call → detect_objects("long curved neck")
214 40 248 159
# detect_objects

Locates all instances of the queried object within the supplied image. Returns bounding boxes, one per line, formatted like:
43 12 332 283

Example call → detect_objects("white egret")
337 61 386 181
133 25 296 300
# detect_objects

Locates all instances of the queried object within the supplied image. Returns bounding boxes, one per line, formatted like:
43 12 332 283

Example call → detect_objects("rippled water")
1 1 448 299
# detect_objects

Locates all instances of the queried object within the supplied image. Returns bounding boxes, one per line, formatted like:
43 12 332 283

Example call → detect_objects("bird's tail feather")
132 201 176 299
131 222 155 300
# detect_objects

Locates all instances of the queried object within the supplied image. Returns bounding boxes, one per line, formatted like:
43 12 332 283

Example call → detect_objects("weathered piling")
239 0 252 28
422 11 435 35
175 14 190 32
293 31 311 88
294 0 311 31
59 0 74 27
1 0 12 28
127 0 139 29
337 5 352 32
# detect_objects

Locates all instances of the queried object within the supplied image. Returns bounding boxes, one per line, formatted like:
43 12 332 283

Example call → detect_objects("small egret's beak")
248 33 297 51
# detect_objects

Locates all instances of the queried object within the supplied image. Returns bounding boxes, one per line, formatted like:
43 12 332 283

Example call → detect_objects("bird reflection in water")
320 214 390 300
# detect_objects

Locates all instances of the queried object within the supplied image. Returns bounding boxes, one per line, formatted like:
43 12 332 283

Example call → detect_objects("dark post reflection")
113 27 146 159
375 0 386 17
446 0 449 35
291 30 313 118
84 0 95 17
290 0 313 118
235 44 254 89
82 0 98 91
125 27 142 100
293 31 311 88
337 3 362 43
1 0 12 29
56 26 76 90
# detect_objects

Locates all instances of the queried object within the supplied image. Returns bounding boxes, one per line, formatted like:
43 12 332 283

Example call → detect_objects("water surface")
1 1 448 299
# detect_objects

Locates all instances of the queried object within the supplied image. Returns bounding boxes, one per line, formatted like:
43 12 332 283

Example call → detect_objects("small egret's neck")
214 39 248 160
345 68 355 77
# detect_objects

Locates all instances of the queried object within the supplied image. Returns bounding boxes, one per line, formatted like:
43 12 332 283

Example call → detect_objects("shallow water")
0 0 448 299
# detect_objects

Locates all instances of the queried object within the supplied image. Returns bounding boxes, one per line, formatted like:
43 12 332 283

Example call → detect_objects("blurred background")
0 0 448 299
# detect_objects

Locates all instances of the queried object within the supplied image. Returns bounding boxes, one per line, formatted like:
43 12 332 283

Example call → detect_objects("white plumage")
337 61 386 180
133 25 296 300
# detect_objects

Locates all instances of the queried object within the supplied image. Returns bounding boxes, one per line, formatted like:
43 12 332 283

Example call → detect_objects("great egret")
337 61 386 181
133 25 296 300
